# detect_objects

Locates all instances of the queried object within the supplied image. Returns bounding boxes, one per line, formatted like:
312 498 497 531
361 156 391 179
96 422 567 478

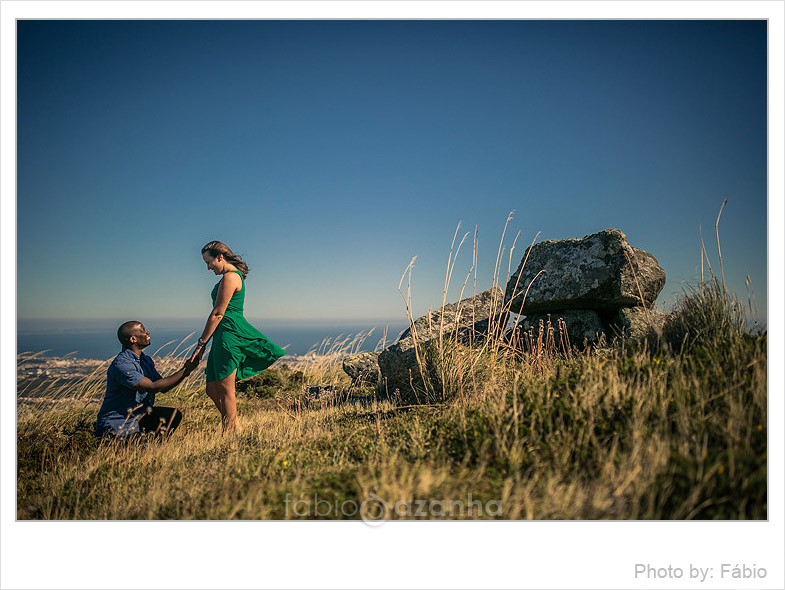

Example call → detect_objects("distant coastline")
17 318 409 361
16 351 348 383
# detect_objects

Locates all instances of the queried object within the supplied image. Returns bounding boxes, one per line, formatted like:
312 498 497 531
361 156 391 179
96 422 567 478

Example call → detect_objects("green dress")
205 270 286 383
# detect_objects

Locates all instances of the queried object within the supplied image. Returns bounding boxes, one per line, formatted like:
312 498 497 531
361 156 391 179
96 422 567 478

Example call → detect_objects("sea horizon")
17 317 409 360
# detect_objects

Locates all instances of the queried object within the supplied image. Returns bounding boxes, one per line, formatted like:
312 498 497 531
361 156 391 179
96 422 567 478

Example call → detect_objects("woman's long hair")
201 241 250 278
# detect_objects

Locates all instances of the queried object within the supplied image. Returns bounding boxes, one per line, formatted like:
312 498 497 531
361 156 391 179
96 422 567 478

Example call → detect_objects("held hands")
187 342 206 367
183 354 199 375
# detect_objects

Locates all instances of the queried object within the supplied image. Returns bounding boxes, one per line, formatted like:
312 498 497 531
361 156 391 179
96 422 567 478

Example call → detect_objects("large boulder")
378 287 507 400
342 352 381 385
509 309 606 347
505 229 666 314
613 306 670 342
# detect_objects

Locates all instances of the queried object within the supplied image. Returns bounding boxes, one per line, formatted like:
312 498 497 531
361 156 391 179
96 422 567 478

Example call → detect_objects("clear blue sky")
17 20 768 325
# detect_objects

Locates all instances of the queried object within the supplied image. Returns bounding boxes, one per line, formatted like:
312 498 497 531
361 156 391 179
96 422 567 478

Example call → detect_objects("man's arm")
133 359 198 394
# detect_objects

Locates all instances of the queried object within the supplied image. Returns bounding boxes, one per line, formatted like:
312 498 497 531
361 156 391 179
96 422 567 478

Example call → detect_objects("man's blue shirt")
95 348 162 436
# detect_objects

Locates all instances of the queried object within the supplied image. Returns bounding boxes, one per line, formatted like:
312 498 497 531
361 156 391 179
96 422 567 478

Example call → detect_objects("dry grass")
16 311 766 520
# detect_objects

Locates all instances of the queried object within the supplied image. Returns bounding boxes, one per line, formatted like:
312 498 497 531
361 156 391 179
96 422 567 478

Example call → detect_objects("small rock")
342 352 381 385
307 385 335 398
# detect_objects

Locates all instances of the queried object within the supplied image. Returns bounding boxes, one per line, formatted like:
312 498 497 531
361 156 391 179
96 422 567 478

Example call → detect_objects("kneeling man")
95 321 199 438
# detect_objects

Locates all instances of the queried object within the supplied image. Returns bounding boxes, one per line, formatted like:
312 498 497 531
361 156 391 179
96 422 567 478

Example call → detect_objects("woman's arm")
189 272 242 361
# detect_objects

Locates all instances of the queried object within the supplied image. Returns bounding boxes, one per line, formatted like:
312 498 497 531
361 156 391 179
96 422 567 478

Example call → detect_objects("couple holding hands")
94 241 286 439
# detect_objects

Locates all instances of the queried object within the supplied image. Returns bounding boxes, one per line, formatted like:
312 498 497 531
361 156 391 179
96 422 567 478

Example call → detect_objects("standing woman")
190 241 286 434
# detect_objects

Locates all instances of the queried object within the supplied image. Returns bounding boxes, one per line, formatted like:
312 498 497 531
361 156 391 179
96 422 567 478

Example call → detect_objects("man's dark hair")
117 321 143 346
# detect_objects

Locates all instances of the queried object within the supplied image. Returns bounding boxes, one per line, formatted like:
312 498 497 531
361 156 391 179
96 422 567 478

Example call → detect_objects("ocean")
17 318 409 360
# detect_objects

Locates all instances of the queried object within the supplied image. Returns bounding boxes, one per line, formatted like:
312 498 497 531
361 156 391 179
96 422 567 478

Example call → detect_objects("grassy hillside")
16 279 766 520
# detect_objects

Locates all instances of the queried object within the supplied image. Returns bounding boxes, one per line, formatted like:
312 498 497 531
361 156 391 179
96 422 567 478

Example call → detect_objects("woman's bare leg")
207 370 240 434
206 380 223 413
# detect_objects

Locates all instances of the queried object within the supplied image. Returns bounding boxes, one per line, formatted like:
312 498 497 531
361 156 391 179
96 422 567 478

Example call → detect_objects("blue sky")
17 20 768 325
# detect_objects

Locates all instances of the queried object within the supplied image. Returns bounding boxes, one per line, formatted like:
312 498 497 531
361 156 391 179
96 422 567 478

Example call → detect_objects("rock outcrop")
377 229 666 403
378 287 507 399
504 229 666 345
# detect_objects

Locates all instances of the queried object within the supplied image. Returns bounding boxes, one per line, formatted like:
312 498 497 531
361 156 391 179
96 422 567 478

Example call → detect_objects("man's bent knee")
139 407 183 436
